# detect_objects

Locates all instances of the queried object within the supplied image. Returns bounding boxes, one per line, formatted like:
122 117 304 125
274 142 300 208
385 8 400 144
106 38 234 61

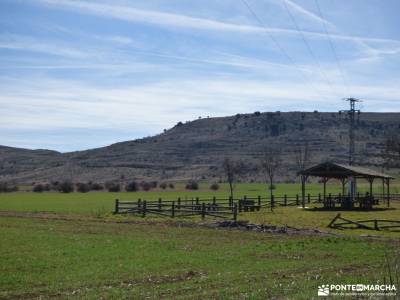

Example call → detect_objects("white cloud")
30 0 400 47
0 34 88 58
0 75 399 134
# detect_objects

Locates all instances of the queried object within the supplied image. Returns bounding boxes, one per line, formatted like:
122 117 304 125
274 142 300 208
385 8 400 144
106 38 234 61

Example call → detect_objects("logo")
317 283 397 297
318 285 330 296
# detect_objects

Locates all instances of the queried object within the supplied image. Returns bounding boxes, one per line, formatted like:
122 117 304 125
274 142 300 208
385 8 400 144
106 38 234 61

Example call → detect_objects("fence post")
374 219 379 230
196 197 199 208
138 198 142 209
284 194 287 206
270 195 274 212
114 199 119 214
318 193 321 203
296 194 299 205
233 203 238 221
213 196 216 206
171 201 175 218
238 199 242 212
201 203 206 219
142 200 146 217
177 197 181 210
257 195 261 211
307 193 310 204
158 198 162 211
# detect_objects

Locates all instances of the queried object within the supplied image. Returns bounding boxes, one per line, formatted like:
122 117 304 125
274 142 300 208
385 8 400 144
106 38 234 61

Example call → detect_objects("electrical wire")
314 0 349 97
240 0 330 100
281 0 340 98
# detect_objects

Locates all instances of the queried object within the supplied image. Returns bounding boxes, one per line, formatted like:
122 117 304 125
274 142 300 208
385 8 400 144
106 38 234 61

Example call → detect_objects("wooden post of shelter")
340 178 346 196
386 178 391 207
301 175 306 208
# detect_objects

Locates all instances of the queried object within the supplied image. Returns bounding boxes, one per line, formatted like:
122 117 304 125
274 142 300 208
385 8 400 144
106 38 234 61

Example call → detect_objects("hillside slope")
1 111 399 183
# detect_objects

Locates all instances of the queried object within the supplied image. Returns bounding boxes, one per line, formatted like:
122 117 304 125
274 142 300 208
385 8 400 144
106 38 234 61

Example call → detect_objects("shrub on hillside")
210 182 219 191
76 182 90 193
89 182 103 191
33 184 44 193
105 182 120 192
0 182 18 193
50 181 60 191
125 181 139 192
150 181 158 188
185 180 199 190
159 182 167 189
58 181 74 193
168 183 175 189
140 181 152 191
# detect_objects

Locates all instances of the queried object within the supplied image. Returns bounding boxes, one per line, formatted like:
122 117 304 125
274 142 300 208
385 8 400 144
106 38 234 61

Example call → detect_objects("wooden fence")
113 193 400 220
114 199 239 220
328 213 400 231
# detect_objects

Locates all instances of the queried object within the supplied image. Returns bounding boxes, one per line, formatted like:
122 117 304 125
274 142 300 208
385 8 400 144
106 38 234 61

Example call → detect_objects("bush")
125 181 139 192
210 182 219 191
89 182 103 191
76 182 90 193
159 182 167 189
105 182 120 192
168 183 175 189
0 182 18 193
150 181 158 188
141 181 152 191
58 181 74 193
185 180 199 190
33 184 44 193
50 181 60 191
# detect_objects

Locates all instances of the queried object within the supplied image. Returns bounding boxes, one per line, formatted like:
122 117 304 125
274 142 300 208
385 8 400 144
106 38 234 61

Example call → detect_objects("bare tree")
382 134 400 169
294 141 310 172
294 141 310 208
260 147 282 202
223 158 241 199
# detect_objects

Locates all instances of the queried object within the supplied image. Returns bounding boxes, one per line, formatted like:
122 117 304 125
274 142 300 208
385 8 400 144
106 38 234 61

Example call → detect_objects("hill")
1 111 399 183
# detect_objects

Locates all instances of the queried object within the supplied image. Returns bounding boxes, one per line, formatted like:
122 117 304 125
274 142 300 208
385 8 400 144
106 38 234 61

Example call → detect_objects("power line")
314 0 349 97
281 0 339 98
240 0 329 100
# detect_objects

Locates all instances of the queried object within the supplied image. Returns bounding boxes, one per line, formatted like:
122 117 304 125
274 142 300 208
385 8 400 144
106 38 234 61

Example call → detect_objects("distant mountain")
1 111 399 183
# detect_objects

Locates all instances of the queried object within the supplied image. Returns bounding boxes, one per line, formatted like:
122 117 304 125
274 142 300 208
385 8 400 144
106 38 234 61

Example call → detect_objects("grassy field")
1 183 399 299
0 216 399 299
1 182 399 215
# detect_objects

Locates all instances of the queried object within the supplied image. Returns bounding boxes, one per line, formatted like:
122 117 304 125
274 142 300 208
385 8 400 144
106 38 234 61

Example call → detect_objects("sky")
0 0 399 152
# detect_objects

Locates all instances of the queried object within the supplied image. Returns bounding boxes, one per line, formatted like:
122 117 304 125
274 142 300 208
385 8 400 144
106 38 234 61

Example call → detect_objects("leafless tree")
294 141 310 207
223 158 241 199
294 141 310 172
382 134 400 169
260 147 282 201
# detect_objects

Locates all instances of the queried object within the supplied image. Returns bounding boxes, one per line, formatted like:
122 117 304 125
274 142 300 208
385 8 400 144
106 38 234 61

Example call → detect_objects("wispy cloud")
30 0 400 47
281 0 332 26
0 34 88 58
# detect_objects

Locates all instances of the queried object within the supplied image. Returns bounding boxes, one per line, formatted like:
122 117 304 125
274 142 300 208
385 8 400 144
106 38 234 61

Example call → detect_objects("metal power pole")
339 98 361 166
339 98 361 205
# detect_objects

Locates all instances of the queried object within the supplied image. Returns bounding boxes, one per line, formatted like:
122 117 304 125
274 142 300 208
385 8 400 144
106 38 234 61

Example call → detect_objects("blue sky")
1 0 399 152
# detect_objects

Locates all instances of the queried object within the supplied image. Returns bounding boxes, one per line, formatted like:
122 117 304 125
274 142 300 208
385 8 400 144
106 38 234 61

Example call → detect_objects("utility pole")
339 98 361 165
339 98 361 204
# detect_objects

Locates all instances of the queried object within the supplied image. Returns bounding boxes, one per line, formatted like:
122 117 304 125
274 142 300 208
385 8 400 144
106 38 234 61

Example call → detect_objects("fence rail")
328 213 400 231
113 193 400 220
115 199 238 220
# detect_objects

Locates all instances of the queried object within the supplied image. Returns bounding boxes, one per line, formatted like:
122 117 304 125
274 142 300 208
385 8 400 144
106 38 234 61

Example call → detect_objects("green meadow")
0 182 399 299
